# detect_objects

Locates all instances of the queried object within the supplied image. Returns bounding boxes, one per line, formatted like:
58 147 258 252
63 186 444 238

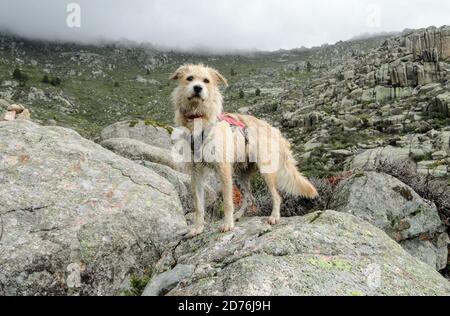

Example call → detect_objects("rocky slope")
1 119 449 295
0 31 388 138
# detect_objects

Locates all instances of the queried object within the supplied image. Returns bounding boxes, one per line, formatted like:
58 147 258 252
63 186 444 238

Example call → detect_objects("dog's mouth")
184 113 205 121
187 96 204 102
187 94 204 102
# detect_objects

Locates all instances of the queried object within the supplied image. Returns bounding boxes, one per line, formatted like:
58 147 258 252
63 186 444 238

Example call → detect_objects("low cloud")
0 0 449 51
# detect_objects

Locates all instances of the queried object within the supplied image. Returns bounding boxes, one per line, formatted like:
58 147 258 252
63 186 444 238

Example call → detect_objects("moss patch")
128 119 174 134
144 119 174 134
308 257 352 272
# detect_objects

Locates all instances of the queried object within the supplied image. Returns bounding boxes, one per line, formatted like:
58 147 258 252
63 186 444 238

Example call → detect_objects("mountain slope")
0 32 388 138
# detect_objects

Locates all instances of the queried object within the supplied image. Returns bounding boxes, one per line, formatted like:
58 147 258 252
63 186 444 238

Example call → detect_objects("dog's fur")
170 64 318 238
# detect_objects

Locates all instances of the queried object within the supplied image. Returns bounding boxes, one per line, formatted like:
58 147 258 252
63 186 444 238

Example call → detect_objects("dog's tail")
275 138 318 199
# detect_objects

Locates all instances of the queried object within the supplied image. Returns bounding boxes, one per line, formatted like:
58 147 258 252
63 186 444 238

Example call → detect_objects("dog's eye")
203 78 210 84
186 76 194 82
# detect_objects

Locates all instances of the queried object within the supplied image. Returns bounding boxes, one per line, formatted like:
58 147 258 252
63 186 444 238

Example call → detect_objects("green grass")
122 274 152 296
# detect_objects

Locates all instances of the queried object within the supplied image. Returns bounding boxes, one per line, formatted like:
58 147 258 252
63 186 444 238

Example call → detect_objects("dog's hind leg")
262 173 282 225
234 166 256 221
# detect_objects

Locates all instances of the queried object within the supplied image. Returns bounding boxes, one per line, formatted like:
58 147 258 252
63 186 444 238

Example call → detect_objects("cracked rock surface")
146 211 450 296
331 172 448 271
0 120 187 295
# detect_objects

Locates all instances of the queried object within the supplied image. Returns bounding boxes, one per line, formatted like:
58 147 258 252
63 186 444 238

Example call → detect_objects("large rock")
100 120 173 150
417 62 441 86
144 211 450 296
428 92 450 118
350 146 412 169
331 172 448 271
389 60 417 87
0 120 187 295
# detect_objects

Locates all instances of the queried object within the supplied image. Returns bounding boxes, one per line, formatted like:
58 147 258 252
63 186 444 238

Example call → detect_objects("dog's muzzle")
188 85 204 101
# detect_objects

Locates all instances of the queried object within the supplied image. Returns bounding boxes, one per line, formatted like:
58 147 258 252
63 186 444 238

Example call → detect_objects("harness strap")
218 113 249 145
190 114 249 161
218 113 247 129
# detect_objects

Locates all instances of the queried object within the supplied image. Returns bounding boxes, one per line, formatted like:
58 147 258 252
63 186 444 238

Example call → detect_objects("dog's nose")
193 85 203 94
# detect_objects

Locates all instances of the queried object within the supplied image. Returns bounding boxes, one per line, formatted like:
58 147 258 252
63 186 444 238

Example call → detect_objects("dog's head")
170 64 228 127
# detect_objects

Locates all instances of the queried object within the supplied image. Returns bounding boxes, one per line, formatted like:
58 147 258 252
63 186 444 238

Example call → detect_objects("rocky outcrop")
406 26 450 62
331 172 448 271
144 211 450 296
273 26 450 180
0 120 187 295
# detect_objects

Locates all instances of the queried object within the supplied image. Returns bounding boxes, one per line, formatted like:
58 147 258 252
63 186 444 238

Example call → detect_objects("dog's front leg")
217 163 235 233
186 166 206 239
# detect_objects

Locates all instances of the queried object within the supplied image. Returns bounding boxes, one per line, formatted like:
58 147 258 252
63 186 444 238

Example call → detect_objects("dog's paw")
184 227 204 239
219 222 235 233
268 216 280 225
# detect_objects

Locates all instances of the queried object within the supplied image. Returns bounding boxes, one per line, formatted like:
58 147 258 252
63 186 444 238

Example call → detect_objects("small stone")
8 104 24 114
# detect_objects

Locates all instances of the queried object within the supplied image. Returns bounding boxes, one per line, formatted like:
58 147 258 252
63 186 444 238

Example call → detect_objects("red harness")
218 113 246 129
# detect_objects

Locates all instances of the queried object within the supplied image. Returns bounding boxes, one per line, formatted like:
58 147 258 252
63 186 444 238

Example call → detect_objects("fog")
0 0 449 51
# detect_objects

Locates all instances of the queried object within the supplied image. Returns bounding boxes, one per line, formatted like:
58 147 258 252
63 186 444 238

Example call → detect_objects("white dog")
170 64 318 238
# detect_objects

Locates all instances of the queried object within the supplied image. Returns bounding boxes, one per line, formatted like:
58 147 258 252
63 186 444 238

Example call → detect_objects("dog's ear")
169 65 187 81
209 68 228 87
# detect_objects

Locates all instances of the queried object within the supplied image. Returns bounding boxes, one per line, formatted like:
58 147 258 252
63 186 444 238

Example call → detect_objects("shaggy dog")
170 64 318 238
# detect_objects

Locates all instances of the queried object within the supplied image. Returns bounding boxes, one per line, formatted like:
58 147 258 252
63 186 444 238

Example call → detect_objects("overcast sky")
0 0 449 51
